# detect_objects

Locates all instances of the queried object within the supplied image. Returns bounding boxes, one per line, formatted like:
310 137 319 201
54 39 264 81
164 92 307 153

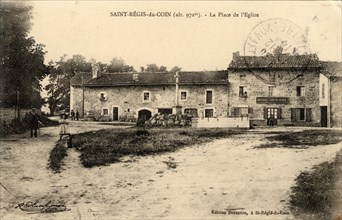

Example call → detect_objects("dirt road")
1 122 341 220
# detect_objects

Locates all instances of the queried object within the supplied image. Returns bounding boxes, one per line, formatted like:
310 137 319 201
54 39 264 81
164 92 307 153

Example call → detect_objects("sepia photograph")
0 1 341 219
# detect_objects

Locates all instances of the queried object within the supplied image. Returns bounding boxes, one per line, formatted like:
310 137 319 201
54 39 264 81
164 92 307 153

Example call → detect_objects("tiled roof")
70 71 228 87
228 54 321 69
320 61 342 78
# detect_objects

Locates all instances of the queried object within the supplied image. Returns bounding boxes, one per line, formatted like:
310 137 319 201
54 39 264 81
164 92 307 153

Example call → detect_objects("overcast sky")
30 1 341 71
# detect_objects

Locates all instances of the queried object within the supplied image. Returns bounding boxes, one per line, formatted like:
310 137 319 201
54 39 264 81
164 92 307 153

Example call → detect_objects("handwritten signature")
16 200 70 213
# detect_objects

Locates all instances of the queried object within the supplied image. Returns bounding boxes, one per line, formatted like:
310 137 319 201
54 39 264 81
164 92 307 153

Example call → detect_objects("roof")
228 54 321 69
320 61 342 79
70 71 228 87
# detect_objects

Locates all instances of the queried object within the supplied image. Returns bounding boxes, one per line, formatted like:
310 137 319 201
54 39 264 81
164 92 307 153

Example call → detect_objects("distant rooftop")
228 52 321 69
70 71 228 87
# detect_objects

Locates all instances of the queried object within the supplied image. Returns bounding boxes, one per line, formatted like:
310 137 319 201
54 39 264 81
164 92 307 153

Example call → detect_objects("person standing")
76 110 79 121
29 108 39 138
59 114 69 140
70 110 75 121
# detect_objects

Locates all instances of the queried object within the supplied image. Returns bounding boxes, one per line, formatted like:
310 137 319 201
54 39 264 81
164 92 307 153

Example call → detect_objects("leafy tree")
1 2 49 108
159 65 167 72
170 66 182 73
107 57 134 73
45 55 92 115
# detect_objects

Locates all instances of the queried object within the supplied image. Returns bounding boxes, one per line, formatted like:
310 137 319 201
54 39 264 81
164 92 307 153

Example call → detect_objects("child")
59 114 69 140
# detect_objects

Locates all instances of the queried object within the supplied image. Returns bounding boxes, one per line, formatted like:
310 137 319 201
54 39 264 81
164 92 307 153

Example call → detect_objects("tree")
146 64 159 73
107 57 134 73
45 55 92 115
159 65 167 72
170 66 182 73
1 2 49 108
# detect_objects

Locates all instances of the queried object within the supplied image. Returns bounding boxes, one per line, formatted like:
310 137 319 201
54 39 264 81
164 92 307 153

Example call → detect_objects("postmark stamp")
238 18 318 86
244 18 310 56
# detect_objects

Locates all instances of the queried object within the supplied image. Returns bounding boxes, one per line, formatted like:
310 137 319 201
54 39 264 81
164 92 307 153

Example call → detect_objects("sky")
29 1 342 71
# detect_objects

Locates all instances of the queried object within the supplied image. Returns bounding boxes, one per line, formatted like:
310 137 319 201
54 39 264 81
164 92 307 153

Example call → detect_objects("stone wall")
71 84 228 121
228 69 321 126
330 78 342 127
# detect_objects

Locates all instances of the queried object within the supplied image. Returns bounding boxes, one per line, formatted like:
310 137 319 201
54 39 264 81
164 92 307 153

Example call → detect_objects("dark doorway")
113 107 119 121
320 106 328 127
138 109 152 120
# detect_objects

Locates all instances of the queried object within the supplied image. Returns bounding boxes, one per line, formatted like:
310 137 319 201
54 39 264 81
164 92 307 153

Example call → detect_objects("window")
184 108 198 117
268 86 274 96
205 109 214 118
291 108 312 122
322 83 325 98
180 91 187 100
206 90 213 104
143 91 151 102
232 107 253 116
99 92 107 101
296 86 305 96
239 86 247 97
269 72 276 83
102 108 109 116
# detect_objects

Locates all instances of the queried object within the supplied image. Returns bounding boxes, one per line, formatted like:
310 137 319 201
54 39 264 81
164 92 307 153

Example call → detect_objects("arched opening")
138 109 152 120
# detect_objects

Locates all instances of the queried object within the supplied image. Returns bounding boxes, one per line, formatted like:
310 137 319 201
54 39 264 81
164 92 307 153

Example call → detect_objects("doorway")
266 108 279 126
320 106 328 127
113 107 119 121
138 109 152 120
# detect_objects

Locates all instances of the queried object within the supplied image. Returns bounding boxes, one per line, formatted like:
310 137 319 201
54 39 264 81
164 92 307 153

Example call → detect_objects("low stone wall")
193 117 250 128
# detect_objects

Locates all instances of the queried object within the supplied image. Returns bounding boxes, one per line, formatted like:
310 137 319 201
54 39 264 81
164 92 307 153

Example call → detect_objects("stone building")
319 61 342 128
70 68 228 121
227 52 322 126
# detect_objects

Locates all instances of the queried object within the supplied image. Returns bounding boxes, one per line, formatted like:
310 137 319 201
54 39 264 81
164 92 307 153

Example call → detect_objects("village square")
1 1 342 220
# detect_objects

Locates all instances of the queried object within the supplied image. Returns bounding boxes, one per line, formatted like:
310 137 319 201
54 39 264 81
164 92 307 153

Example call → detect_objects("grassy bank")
48 139 68 173
289 150 342 220
70 127 245 168
255 129 342 149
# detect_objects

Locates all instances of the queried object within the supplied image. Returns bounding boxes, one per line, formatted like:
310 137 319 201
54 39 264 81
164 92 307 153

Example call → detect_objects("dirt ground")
0 121 341 220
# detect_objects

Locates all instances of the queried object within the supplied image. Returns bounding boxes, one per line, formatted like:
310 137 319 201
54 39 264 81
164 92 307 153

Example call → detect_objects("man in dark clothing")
29 109 39 138
76 110 79 121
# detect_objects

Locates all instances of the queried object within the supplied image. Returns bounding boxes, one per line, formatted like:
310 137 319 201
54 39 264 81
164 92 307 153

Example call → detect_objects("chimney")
133 73 139 82
92 63 100 79
233 51 240 61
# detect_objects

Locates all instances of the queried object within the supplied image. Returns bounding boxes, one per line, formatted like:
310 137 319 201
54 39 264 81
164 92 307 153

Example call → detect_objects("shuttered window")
206 91 213 104
291 108 312 122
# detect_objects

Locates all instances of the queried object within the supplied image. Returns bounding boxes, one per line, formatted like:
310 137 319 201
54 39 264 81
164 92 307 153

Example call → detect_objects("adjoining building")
319 61 342 128
70 67 228 121
227 52 322 127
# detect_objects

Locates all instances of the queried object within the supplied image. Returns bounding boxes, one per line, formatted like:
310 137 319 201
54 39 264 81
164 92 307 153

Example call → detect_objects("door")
320 106 327 127
264 108 281 126
113 107 119 121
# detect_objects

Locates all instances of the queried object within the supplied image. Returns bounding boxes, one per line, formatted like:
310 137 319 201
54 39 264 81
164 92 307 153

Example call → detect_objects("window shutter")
234 107 240 116
306 108 312 122
291 108 296 122
278 108 282 119
263 108 268 119
248 107 253 114
231 107 235 116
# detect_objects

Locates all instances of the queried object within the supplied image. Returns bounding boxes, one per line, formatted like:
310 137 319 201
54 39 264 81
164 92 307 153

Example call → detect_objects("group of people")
69 110 79 121
28 108 79 141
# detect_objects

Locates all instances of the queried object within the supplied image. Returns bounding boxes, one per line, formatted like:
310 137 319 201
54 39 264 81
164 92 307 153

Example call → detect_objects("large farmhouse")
70 68 228 121
70 52 341 127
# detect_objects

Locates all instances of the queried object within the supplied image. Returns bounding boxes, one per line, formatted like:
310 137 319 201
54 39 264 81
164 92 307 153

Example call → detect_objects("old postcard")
1 1 341 219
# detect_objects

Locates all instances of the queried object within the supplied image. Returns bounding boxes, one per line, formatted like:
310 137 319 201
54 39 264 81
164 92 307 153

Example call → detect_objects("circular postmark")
244 18 310 56
240 18 317 85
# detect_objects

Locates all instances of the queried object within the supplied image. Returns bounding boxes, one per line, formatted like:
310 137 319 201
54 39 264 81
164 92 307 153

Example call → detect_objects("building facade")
227 52 321 126
70 69 228 121
319 61 342 128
